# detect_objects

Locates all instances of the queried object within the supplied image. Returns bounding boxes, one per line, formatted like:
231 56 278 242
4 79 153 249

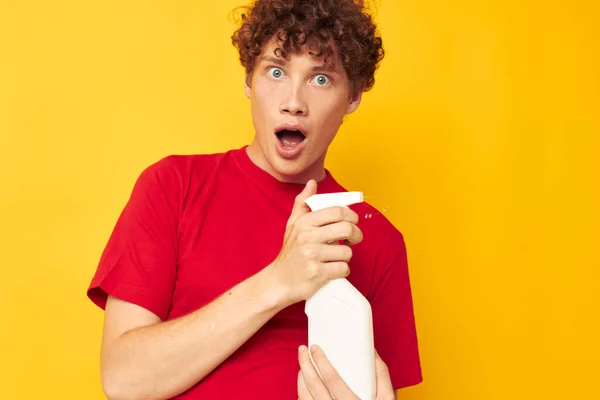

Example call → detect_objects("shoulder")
143 151 226 177
326 175 406 257
136 150 230 187
125 151 230 212
353 201 406 252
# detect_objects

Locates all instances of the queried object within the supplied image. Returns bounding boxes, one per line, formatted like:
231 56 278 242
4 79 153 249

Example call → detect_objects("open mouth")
275 128 306 149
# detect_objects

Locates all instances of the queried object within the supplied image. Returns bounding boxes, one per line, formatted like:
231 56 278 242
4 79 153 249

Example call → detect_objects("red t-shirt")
88 146 422 398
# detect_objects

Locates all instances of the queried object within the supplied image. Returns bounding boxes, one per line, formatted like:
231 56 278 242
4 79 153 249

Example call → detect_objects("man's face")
245 36 362 184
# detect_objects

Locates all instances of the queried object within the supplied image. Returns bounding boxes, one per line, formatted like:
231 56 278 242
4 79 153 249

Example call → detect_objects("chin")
267 155 310 181
272 158 305 177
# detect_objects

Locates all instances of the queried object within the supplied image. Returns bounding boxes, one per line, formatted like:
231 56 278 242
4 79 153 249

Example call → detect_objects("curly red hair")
231 0 384 93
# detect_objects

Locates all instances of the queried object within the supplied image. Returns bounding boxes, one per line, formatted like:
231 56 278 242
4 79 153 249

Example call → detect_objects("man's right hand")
267 179 364 306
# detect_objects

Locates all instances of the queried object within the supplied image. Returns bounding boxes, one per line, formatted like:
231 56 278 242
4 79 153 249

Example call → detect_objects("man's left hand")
297 344 395 400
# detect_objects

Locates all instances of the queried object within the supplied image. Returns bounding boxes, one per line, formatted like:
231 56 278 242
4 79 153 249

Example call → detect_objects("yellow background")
1 0 598 398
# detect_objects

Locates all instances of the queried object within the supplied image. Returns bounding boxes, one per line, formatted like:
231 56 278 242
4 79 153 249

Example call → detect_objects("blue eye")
269 67 284 79
315 75 330 85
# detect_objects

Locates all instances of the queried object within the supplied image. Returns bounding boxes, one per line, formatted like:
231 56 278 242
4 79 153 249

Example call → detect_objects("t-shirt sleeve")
87 157 181 320
370 230 423 390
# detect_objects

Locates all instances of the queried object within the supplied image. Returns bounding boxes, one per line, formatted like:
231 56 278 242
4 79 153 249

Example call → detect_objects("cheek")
315 95 347 129
252 83 277 119
254 77 278 101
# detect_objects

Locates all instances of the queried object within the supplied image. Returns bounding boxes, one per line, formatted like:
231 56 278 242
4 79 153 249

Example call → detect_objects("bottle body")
305 278 376 400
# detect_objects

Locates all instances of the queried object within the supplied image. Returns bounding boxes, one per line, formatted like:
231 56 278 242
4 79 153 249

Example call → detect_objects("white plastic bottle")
304 192 376 400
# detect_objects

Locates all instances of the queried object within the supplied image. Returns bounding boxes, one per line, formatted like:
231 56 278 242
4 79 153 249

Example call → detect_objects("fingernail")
310 344 318 353
298 345 307 353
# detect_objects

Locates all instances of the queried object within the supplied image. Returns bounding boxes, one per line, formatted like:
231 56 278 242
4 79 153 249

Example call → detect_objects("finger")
298 369 315 400
315 221 363 245
375 349 391 379
304 206 359 228
288 180 318 229
315 244 353 263
323 261 350 280
374 349 395 400
298 345 332 399
309 345 358 399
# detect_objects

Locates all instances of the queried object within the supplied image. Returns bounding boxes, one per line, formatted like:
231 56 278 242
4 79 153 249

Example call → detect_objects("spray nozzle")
304 192 364 212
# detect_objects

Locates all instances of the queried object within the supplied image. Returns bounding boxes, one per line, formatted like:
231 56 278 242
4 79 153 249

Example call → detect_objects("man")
87 0 422 398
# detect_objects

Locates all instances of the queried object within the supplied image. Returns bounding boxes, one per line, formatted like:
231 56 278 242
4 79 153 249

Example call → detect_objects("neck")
245 140 327 184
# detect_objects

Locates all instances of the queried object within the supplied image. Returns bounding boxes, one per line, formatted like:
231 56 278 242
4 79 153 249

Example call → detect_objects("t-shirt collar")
231 145 339 195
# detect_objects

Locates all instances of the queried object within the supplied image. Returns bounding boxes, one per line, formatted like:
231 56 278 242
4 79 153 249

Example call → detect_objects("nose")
279 84 308 116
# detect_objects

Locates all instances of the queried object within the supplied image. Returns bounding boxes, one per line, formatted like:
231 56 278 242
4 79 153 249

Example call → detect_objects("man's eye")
269 68 284 79
314 75 330 85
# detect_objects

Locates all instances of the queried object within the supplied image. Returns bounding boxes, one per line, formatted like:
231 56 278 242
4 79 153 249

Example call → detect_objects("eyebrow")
259 55 339 73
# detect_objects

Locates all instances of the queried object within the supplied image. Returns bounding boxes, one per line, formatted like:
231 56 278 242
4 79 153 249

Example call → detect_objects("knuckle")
343 263 350 277
356 227 364 241
344 221 355 237
334 261 350 277
302 245 317 259
321 369 343 388
306 262 320 279
331 206 345 220
343 246 353 261
321 370 338 384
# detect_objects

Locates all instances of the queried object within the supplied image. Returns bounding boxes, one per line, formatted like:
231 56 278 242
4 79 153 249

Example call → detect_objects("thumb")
287 179 318 229
374 349 394 399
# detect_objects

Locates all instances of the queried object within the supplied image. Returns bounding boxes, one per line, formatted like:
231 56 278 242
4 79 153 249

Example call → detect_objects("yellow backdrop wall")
1 0 598 399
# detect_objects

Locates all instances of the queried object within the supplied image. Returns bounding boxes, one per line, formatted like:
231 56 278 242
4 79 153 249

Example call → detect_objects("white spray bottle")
304 192 376 400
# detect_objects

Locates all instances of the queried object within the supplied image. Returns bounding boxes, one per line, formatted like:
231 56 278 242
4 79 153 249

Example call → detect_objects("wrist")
255 263 293 312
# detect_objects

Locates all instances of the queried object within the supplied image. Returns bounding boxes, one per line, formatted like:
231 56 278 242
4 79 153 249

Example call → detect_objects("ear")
346 90 362 114
345 87 363 115
244 73 252 99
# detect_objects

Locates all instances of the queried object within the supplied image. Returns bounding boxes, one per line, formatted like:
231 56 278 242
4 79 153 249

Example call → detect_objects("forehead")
259 35 341 70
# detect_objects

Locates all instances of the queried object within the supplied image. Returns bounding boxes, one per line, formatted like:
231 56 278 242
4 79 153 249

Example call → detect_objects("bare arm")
101 266 287 400
100 180 363 400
